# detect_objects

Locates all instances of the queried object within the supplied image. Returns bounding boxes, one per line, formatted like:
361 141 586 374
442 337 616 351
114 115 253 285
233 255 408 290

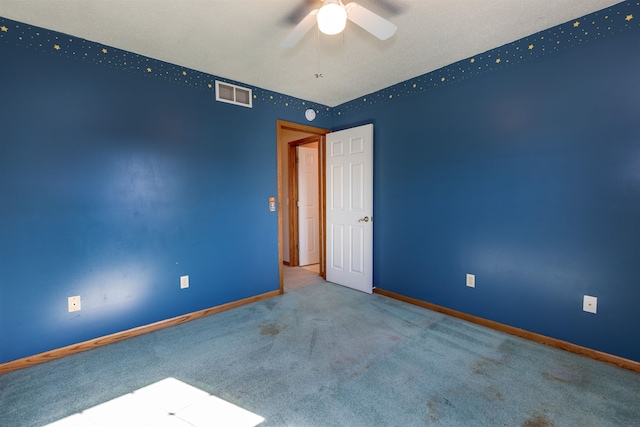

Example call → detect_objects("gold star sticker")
528 44 534 50
470 58 475 63
573 21 580 27
54 44 60 50
102 48 107 53
441 77 445 82
496 58 501 64
208 84 212 88
412 84 416 88
0 26 8 32
626 14 633 21
147 67 152 72
182 71 187 76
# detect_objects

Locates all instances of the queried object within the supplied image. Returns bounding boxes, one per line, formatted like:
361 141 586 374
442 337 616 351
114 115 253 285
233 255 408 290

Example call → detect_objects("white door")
298 146 320 266
326 124 373 294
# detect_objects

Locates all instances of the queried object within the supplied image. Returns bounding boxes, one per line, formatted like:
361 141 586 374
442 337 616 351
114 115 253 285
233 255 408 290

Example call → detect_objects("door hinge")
295 157 299 164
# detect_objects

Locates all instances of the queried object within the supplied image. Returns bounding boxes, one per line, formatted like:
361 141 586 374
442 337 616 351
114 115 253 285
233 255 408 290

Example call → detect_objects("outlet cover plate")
180 275 189 289
583 295 597 314
68 296 81 312
466 273 475 288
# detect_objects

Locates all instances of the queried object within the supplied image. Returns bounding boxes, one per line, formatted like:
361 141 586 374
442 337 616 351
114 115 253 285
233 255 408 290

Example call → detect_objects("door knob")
358 216 370 223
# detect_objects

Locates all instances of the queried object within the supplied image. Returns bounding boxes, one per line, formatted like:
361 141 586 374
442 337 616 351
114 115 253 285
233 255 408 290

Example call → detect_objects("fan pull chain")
315 26 323 78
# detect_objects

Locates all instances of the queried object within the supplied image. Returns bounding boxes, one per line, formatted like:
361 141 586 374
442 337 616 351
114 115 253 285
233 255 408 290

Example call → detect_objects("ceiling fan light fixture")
317 2 347 35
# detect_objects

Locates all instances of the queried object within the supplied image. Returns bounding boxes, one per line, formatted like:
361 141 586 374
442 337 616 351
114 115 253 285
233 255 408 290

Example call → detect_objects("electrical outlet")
466 273 475 288
180 275 189 289
583 295 597 314
68 296 81 312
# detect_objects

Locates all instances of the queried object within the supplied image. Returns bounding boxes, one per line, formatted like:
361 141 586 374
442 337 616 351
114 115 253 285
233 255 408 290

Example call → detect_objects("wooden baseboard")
374 288 640 374
0 290 281 375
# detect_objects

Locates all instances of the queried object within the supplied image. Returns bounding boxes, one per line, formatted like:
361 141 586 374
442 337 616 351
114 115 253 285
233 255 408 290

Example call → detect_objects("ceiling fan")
280 0 398 48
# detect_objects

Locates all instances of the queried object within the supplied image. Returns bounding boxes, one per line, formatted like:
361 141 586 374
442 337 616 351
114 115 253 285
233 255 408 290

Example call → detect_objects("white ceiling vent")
216 81 252 108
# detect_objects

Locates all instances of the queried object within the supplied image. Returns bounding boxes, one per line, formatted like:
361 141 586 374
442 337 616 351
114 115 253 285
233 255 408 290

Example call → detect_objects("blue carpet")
1 282 639 426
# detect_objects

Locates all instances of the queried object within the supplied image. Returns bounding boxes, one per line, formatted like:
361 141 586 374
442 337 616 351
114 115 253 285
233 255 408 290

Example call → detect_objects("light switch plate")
466 273 475 288
583 295 597 314
180 275 189 289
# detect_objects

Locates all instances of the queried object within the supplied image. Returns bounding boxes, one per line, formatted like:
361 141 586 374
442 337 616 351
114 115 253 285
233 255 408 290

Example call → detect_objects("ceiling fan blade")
345 2 397 40
283 0 319 25
279 9 319 48
374 0 404 17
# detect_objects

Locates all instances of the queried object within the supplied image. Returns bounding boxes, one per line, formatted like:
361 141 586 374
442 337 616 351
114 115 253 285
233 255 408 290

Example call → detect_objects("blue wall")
0 24 330 364
334 15 640 361
2 3 639 365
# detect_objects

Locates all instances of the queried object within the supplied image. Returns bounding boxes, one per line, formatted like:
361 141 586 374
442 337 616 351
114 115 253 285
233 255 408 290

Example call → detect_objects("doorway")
276 120 330 294
289 136 319 268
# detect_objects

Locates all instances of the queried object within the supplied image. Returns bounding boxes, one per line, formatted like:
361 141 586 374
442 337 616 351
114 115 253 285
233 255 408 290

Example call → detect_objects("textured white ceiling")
0 0 623 106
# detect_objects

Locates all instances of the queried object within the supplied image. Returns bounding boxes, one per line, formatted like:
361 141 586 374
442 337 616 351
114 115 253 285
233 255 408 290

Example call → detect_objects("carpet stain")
309 329 319 354
426 399 438 420
522 412 555 427
484 384 505 402
543 363 587 385
472 358 491 375
497 339 517 360
260 323 285 335
472 354 507 375
426 396 451 421
421 318 437 328
348 363 371 379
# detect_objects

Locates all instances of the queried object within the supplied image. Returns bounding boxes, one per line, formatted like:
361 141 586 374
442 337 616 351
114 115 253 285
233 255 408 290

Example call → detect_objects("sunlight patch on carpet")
45 377 264 427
